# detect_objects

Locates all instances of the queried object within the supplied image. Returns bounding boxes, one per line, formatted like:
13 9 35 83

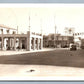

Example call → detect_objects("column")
14 37 16 50
12 38 14 49
36 38 37 49
1 37 4 50
10 38 13 49
24 38 27 49
19 38 22 49
1 30 4 50
33 38 35 50
27 31 31 51
39 39 40 49
11 38 13 49
4 38 6 50
24 38 26 49
8 38 10 49
26 37 31 51
37 38 39 50
40 38 43 50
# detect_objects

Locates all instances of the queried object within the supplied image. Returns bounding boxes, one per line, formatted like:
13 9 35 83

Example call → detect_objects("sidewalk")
0 48 69 56
0 48 56 56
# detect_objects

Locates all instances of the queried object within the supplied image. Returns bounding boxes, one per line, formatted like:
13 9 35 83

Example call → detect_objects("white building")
73 32 84 48
0 24 43 51
0 24 17 34
0 24 17 50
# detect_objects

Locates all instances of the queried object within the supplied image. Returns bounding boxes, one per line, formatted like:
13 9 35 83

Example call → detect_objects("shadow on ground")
0 49 84 68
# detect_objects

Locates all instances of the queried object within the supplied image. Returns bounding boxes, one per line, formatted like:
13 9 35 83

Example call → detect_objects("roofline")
0 24 17 30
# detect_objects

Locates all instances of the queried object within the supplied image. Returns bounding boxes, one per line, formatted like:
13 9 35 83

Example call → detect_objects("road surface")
0 48 84 80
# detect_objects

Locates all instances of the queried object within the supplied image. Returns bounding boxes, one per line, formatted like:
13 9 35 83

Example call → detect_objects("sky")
0 4 84 35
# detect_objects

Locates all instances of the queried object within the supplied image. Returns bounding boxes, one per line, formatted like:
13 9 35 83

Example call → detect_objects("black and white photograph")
0 3 84 80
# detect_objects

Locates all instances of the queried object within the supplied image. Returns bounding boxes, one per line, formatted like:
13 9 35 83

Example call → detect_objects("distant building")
73 32 84 48
81 39 84 49
64 27 75 36
43 33 74 48
0 24 43 51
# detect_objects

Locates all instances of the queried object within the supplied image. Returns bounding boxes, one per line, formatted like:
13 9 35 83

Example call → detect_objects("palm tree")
69 28 72 34
64 27 68 35
65 27 74 36
68 28 75 35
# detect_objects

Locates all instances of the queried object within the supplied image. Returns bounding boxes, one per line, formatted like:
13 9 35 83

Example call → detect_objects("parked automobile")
70 44 77 51
62 45 69 48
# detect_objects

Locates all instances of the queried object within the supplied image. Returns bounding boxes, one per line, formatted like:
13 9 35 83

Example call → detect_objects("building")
81 39 84 49
73 32 84 48
0 24 18 34
64 27 75 36
43 33 74 48
64 27 84 48
0 24 43 51
0 24 17 50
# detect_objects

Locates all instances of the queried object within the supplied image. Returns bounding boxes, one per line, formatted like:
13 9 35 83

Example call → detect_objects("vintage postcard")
0 3 84 80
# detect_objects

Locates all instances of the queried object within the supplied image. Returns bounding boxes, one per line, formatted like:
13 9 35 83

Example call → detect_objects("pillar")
24 38 26 49
1 30 4 50
4 38 7 50
11 38 14 49
33 38 35 50
14 37 16 50
27 31 31 51
37 38 39 50
10 38 13 49
1 37 4 50
40 38 43 49
19 38 22 49
8 38 10 49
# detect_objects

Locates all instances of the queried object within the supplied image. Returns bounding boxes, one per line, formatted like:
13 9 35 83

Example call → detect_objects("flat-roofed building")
0 24 17 34
73 32 84 48
0 24 43 51
43 33 74 48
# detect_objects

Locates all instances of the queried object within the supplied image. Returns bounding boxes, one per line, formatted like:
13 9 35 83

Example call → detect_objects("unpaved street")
0 49 84 79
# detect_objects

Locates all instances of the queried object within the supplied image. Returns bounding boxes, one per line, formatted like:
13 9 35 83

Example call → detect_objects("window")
12 31 16 34
1 29 3 34
7 30 9 34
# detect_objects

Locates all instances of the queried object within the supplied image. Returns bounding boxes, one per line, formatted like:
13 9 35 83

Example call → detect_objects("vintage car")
70 43 77 51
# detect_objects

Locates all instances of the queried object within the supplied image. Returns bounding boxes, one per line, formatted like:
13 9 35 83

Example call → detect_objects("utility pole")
54 15 56 48
29 16 31 31
17 26 18 34
40 18 43 35
54 25 56 48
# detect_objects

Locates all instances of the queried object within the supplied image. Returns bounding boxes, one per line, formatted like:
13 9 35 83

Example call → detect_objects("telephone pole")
40 18 43 35
54 15 56 48
29 16 31 31
54 25 56 48
17 26 18 34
